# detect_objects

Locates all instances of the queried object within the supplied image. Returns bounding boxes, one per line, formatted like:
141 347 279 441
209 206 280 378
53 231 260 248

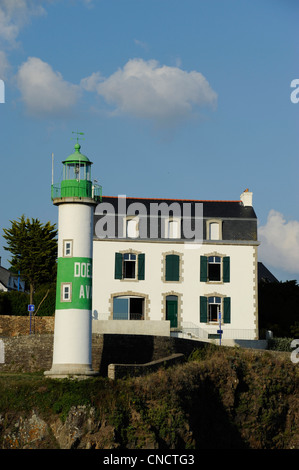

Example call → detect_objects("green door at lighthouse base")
166 298 178 328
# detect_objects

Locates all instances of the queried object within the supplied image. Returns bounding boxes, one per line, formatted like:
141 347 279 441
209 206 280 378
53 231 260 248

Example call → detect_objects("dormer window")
165 218 180 239
207 220 222 240
126 218 139 238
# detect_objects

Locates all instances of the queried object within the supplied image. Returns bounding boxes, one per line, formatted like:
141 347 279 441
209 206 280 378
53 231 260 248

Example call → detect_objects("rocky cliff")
0 346 298 450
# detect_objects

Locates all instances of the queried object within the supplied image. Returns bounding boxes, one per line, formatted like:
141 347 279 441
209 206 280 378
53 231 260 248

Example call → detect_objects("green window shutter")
138 253 145 280
165 254 180 281
223 297 231 323
200 256 208 282
114 253 123 279
200 296 208 323
223 256 230 283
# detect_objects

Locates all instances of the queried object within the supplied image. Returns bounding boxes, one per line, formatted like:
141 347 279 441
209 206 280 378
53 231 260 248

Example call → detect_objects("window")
208 256 221 281
200 296 231 324
126 218 139 238
114 252 145 280
200 255 230 283
63 240 73 257
208 296 221 322
166 218 180 239
165 254 180 281
113 296 144 320
123 253 136 279
61 282 72 302
207 220 222 240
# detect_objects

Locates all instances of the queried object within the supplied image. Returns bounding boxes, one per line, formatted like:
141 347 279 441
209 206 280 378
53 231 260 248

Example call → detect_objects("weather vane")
72 131 85 144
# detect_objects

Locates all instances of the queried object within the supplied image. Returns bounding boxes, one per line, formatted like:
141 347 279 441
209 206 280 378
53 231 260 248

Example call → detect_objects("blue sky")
0 0 298 283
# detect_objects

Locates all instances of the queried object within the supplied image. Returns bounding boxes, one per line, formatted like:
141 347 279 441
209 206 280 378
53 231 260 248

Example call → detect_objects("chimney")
240 188 253 207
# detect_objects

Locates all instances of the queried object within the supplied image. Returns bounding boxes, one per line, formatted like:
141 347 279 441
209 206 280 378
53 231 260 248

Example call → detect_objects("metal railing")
180 322 257 341
205 328 256 340
51 183 102 201
181 322 209 339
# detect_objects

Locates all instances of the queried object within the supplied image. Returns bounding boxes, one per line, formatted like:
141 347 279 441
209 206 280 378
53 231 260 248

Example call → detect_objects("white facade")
92 192 259 341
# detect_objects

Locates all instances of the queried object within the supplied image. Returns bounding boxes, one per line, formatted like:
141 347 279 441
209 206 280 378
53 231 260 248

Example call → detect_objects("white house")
0 259 25 293
92 189 260 341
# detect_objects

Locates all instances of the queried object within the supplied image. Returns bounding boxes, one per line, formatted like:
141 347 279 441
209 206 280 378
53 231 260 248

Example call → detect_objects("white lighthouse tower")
45 137 101 378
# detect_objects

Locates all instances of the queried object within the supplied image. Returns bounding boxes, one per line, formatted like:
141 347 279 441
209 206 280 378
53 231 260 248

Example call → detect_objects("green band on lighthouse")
56 257 92 310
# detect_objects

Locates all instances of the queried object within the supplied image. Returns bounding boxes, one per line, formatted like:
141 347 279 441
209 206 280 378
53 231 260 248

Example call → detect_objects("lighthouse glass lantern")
61 143 92 198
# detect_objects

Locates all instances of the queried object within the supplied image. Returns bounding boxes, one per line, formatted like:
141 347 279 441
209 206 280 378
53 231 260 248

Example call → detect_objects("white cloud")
0 1 94 46
16 57 80 116
81 58 217 125
80 71 103 92
259 210 299 274
0 0 47 46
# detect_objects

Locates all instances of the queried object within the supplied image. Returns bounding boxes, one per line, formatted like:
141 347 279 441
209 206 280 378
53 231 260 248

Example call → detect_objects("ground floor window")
113 296 144 320
208 296 221 322
200 295 231 324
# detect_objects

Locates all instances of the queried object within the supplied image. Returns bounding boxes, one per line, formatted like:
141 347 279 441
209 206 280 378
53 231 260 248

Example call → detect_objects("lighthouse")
45 138 101 378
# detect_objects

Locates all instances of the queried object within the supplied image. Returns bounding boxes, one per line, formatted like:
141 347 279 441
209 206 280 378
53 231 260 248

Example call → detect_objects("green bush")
267 337 293 352
0 283 56 316
0 291 29 315
33 283 56 316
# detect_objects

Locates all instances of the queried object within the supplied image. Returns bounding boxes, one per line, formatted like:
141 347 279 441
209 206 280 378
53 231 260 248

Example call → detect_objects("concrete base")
92 319 170 337
44 363 98 379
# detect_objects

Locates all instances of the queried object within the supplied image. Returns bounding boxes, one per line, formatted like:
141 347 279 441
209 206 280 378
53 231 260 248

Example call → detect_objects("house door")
166 295 178 328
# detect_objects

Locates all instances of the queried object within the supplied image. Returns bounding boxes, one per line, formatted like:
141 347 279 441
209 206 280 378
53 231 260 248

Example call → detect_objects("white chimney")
240 188 253 207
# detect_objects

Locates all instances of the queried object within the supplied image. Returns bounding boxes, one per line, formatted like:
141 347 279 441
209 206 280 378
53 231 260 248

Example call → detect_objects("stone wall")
93 334 206 376
0 332 207 376
0 315 54 337
0 334 54 373
107 353 185 380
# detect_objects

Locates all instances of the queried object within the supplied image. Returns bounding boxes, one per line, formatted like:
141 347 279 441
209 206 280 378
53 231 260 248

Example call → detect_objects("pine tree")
3 215 57 304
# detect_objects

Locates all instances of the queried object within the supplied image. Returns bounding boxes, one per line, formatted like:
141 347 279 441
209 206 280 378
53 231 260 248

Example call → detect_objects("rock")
2 410 49 449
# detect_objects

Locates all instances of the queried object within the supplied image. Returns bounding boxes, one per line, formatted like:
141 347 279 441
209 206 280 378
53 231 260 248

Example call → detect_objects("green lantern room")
51 140 102 201
61 143 92 198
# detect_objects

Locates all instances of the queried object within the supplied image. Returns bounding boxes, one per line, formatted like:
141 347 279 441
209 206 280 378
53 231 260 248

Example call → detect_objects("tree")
3 215 57 305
